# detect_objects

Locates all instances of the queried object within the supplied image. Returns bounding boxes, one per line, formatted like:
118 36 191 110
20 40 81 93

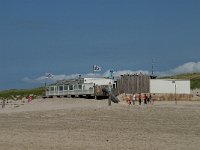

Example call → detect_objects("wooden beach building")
115 74 150 95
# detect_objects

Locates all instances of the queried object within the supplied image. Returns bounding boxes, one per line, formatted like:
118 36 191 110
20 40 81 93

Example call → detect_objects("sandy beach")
0 98 200 150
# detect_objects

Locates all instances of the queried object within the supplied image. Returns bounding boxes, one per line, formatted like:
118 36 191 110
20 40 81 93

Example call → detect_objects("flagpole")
44 74 47 97
45 73 47 88
45 73 53 89
45 77 47 88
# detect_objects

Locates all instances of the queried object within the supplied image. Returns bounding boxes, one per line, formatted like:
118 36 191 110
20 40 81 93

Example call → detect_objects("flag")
45 73 54 78
93 65 101 72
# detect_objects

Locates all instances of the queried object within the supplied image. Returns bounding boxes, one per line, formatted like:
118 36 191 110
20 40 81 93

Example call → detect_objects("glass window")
74 85 78 90
59 86 63 91
69 85 73 90
64 85 68 90
78 84 82 90
50 87 54 91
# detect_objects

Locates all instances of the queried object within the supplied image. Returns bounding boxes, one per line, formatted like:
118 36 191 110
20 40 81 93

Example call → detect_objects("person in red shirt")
28 95 32 103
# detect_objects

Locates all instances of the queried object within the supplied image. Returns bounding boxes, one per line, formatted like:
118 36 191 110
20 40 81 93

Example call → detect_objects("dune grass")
0 87 45 100
159 73 200 89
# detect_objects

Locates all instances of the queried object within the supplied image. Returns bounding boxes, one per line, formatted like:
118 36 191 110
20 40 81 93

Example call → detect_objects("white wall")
150 79 190 94
84 78 114 85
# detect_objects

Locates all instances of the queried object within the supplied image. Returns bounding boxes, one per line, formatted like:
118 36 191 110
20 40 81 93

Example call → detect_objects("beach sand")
0 98 200 150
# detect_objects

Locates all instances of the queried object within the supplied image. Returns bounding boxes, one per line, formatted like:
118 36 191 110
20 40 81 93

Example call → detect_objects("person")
28 95 32 103
149 93 154 104
147 94 150 103
149 94 152 103
144 94 147 104
138 93 142 105
132 93 136 105
2 99 5 108
127 95 131 105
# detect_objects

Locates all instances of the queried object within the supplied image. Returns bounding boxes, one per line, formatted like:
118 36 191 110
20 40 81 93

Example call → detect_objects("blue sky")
0 0 200 90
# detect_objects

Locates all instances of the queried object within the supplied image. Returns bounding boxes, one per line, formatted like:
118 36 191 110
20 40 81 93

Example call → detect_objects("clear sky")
0 0 200 90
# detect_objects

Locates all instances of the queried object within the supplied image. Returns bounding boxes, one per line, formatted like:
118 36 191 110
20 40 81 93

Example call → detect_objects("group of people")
127 93 153 105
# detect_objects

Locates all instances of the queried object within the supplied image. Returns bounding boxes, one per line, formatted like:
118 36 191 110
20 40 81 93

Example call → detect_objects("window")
50 87 54 91
74 85 78 90
69 85 73 90
78 84 82 90
59 86 63 91
64 85 68 90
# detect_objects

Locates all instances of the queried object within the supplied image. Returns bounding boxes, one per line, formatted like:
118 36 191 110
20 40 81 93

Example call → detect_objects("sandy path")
0 98 200 150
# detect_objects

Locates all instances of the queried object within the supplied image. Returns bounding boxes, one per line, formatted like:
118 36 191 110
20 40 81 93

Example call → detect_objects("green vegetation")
0 87 45 100
159 73 200 89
